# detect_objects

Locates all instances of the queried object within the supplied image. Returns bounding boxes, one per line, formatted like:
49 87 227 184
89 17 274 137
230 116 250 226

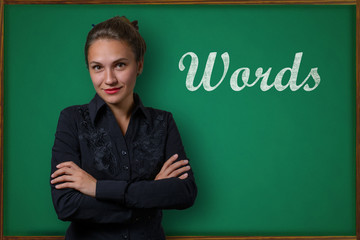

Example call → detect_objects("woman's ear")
137 58 144 76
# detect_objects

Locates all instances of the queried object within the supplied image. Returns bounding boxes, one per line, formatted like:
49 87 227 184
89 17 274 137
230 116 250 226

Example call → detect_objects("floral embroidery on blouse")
77 106 119 176
132 112 167 179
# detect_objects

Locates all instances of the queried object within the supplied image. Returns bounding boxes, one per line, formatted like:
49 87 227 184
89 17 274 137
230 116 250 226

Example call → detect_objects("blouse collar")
88 93 151 124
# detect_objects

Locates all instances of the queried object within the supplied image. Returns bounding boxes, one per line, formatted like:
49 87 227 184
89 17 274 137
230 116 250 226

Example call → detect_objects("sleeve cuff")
96 180 128 203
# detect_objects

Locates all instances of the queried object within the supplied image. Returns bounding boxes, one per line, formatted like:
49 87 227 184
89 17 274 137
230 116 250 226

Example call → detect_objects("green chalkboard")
3 4 356 237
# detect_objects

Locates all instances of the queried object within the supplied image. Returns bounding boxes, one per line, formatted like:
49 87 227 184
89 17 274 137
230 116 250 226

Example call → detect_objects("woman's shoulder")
143 106 174 122
141 107 180 133
55 103 92 134
59 103 89 117
56 103 92 128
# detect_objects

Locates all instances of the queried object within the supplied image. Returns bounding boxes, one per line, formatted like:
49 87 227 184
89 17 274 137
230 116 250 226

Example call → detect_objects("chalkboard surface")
3 4 356 237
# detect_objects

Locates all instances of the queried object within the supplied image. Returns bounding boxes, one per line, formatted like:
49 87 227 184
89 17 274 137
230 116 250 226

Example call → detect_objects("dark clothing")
50 93 197 240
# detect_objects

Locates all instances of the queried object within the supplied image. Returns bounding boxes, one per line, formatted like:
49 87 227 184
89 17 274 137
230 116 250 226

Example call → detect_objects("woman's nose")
104 69 117 85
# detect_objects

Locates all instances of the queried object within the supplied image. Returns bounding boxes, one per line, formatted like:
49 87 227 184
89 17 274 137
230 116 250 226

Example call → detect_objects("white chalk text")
178 52 320 92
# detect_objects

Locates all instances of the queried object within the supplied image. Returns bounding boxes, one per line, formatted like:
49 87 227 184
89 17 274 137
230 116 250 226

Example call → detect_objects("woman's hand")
51 161 97 197
155 154 190 180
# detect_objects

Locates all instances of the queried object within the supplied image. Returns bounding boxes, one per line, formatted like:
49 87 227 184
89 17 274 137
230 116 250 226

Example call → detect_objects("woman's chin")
101 92 132 107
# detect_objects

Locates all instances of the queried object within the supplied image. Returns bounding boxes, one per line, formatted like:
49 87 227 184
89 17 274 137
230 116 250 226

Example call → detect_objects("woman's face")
87 39 143 108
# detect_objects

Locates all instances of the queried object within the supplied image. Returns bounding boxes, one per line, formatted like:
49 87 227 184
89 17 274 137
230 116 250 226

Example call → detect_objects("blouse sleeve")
51 108 132 223
124 113 197 209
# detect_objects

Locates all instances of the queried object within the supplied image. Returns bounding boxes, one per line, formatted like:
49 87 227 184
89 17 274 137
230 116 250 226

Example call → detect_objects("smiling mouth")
104 87 122 94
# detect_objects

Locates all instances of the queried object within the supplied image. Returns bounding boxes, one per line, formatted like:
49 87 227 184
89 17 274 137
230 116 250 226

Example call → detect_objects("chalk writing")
178 52 320 92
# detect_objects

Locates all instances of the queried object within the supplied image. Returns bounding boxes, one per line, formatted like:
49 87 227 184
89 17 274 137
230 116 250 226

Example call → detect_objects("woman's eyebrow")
89 61 102 65
114 58 129 62
89 58 129 65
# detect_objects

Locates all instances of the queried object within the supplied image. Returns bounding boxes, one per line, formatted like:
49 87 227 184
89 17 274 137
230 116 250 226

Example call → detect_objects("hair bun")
119 16 139 31
131 20 139 31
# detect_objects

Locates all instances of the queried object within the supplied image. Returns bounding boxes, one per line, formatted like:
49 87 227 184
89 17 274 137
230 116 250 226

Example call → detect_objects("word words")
178 52 320 92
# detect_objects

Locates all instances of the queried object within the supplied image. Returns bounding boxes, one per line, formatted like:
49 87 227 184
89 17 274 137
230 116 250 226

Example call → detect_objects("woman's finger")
56 161 79 169
54 182 75 189
168 165 191 178
51 167 73 178
161 154 179 172
51 175 73 185
163 159 188 176
178 173 188 180
155 155 189 180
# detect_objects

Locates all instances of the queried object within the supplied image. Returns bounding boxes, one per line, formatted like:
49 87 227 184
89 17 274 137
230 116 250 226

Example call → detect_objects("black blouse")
50 93 197 240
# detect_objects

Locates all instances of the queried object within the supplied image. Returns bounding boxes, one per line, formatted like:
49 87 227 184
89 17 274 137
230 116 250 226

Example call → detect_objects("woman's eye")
92 65 102 71
115 63 125 69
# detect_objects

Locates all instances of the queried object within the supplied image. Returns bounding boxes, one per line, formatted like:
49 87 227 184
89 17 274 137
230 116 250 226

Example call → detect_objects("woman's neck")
107 93 134 135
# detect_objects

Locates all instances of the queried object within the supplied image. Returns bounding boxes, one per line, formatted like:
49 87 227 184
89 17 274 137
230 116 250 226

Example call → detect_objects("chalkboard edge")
356 0 360 240
0 1 358 240
2 0 358 5
1 236 357 240
0 0 4 239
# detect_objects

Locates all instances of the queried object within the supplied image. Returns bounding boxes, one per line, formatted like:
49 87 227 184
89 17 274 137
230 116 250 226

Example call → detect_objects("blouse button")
123 165 129 170
121 150 127 156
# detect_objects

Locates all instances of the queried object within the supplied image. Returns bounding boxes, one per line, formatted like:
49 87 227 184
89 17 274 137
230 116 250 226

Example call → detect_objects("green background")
3 4 356 236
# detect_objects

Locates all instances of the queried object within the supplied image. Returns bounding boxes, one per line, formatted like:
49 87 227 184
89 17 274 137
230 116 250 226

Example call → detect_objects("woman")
50 16 197 240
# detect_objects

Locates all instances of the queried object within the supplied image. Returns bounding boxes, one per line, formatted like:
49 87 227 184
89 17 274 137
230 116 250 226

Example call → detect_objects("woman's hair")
84 16 146 68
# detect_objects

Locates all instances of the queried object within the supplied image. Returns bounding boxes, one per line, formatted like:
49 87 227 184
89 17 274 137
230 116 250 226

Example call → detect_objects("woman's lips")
104 87 121 94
